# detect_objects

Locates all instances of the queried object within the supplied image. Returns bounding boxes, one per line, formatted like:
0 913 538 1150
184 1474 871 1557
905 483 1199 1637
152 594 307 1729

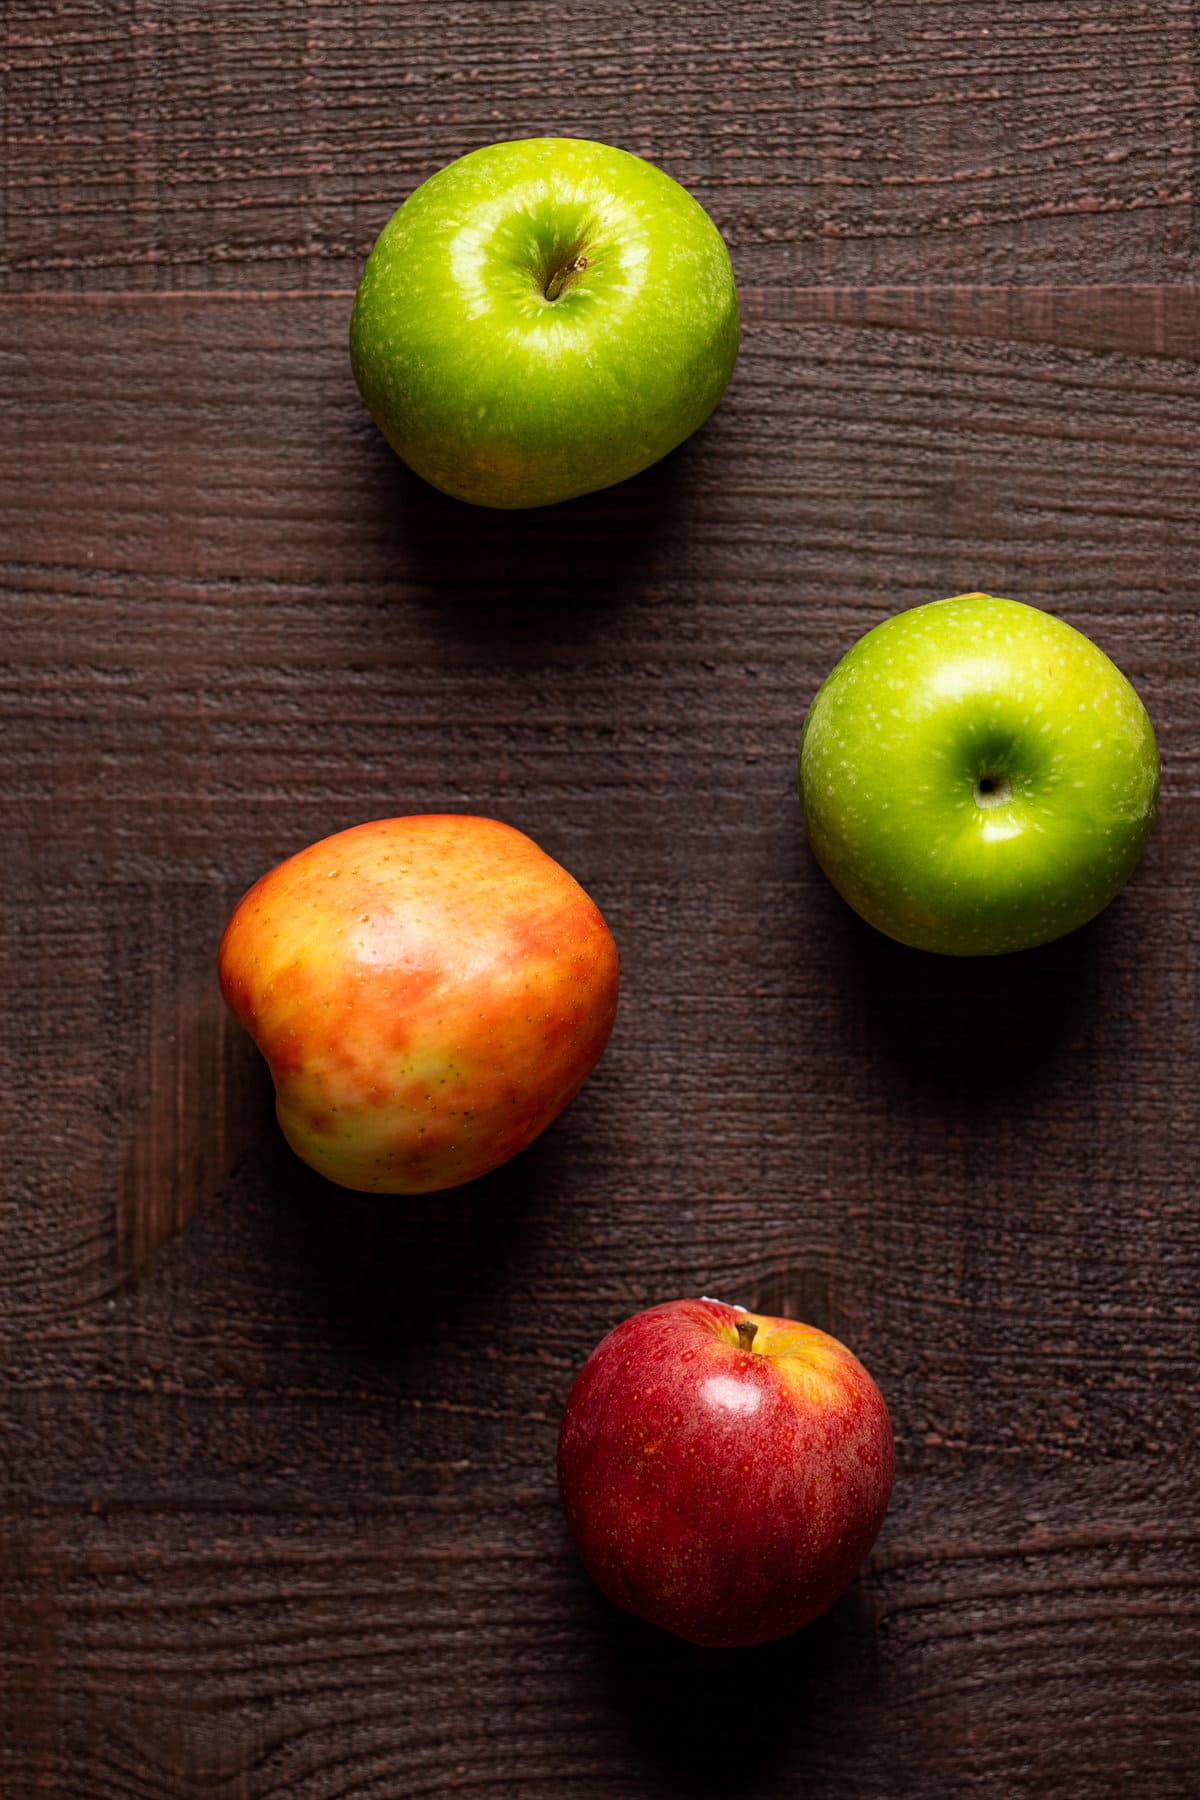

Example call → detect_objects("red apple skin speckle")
558 1298 895 1648
218 815 619 1194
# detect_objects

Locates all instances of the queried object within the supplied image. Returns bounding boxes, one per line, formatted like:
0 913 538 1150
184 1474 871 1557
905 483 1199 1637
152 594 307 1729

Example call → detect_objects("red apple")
219 815 619 1193
558 1298 894 1647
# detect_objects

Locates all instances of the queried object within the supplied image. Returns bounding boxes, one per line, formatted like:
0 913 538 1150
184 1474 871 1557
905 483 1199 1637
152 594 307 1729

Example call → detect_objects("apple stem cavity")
974 773 1014 809
544 255 589 303
736 1317 759 1353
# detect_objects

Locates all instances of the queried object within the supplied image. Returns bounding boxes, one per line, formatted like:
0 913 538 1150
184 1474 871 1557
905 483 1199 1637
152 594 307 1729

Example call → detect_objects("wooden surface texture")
2 4 1198 1796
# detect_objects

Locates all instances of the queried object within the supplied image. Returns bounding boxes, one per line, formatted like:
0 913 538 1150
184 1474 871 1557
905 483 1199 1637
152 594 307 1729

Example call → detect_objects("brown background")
3 4 1198 1796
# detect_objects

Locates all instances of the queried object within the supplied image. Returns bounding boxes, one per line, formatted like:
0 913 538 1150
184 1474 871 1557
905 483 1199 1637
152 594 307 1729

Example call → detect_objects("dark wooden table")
3 5 1198 1796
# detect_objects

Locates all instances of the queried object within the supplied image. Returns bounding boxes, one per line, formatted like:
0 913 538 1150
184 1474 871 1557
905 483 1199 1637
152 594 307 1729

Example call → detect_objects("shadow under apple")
353 406 711 643
797 830 1109 1111
593 1578 883 1793
271 1104 583 1367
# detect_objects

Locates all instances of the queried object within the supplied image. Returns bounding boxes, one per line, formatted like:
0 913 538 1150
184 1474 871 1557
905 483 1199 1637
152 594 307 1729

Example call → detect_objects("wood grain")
3 280 1198 1795
2 1465 1196 1799
2 1 1195 292
2 4 1199 1795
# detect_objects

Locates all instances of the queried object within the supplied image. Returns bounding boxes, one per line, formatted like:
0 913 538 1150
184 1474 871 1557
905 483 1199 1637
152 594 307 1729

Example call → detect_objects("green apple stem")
544 255 589 303
736 1317 759 1353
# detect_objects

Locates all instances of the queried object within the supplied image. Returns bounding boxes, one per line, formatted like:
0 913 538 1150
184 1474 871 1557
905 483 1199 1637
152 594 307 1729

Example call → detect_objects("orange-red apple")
558 1298 894 1647
219 815 619 1193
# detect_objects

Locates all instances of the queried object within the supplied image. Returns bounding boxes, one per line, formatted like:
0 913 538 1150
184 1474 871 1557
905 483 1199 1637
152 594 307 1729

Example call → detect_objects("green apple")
349 137 739 508
799 593 1159 956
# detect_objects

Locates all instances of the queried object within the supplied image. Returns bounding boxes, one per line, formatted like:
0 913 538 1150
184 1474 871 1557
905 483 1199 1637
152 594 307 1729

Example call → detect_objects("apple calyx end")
735 1317 759 1353
974 773 1014 809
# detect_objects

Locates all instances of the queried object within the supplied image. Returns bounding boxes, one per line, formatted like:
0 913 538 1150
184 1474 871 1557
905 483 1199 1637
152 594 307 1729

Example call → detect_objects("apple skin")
349 136 739 509
558 1298 894 1648
799 593 1159 956
218 816 619 1194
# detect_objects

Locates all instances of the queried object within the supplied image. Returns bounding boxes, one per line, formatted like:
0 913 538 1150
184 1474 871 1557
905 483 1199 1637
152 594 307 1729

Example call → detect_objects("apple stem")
736 1317 759 1353
544 255 589 303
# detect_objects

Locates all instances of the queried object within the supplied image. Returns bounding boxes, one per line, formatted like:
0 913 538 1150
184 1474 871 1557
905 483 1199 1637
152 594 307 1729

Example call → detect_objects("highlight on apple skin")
218 815 619 1194
558 1298 895 1649
349 136 740 509
799 592 1160 956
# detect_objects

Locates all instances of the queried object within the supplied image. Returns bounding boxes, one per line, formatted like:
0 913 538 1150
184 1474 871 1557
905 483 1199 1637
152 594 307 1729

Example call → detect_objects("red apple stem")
736 1317 759 1353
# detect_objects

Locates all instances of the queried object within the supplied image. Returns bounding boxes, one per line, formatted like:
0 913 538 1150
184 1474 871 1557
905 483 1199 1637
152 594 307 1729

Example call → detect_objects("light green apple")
799 593 1160 956
349 137 739 509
